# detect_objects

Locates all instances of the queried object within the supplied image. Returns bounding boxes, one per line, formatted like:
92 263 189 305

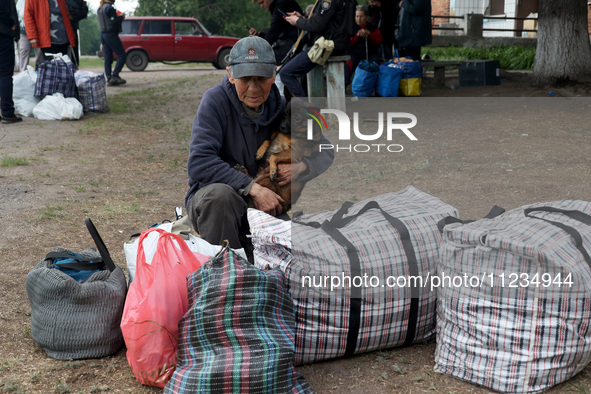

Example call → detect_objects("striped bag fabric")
164 246 312 393
435 200 591 392
249 186 459 365
74 71 108 113
34 55 77 99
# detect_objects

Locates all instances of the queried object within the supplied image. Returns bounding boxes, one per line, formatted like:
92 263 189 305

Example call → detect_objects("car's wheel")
126 50 149 72
213 48 231 69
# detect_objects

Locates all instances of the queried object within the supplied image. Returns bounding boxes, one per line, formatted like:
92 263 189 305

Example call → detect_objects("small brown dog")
241 101 322 213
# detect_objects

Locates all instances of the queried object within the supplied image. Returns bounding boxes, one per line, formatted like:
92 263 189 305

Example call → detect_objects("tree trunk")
531 0 591 86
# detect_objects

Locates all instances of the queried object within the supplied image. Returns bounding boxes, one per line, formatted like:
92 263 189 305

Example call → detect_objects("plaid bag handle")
312 200 421 354
85 218 117 272
524 207 591 268
436 205 506 233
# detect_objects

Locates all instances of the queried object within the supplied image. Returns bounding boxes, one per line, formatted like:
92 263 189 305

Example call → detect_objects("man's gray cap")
228 36 276 79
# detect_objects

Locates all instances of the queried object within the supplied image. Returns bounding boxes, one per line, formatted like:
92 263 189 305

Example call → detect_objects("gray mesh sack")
25 219 127 360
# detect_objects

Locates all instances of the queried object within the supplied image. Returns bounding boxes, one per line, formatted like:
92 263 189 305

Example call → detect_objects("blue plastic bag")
352 60 379 97
50 252 105 282
376 60 404 97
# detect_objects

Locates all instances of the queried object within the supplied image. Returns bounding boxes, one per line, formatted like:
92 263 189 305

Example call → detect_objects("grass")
422 46 536 70
78 57 104 69
0 157 29 167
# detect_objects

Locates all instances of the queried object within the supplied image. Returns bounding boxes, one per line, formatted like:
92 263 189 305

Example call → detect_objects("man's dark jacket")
0 0 19 40
185 76 334 208
397 0 432 48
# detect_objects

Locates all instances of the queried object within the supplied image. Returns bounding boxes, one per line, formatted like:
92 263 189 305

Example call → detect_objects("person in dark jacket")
0 0 22 124
65 0 88 66
279 0 349 98
396 0 431 59
97 0 126 85
250 0 303 64
368 0 397 61
185 36 334 256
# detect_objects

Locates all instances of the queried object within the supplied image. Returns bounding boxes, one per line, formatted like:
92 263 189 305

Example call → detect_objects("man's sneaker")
2 116 23 124
108 75 127 86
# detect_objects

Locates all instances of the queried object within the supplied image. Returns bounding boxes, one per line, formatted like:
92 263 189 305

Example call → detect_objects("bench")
306 55 350 111
420 60 461 86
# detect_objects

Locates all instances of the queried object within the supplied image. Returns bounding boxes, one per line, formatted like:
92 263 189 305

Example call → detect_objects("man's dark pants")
187 183 250 251
0 35 16 118
101 32 126 79
279 49 316 98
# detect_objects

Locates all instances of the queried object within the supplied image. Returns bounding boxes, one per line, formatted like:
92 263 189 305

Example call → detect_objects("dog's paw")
269 169 278 182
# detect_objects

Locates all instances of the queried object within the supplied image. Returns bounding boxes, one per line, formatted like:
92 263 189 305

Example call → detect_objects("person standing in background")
97 0 127 86
249 0 303 64
396 0 431 59
65 0 88 66
16 0 42 71
368 0 397 61
24 0 76 59
0 0 23 124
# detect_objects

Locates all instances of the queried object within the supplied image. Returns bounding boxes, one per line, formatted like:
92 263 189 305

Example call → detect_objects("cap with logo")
228 36 276 79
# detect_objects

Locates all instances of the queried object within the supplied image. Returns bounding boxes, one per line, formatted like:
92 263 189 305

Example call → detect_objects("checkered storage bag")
75 71 108 113
164 246 312 393
249 186 459 364
35 55 77 98
435 200 591 393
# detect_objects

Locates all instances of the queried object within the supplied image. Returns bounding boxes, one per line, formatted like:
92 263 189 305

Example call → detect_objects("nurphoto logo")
306 109 418 153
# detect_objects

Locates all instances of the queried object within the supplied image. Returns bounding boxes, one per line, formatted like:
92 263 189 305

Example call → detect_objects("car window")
121 20 142 35
141 20 172 35
175 21 202 36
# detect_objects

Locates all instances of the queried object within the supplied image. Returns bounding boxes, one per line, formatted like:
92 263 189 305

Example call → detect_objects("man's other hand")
249 183 284 216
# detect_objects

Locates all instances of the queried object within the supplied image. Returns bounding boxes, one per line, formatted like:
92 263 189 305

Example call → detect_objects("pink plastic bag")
121 228 210 387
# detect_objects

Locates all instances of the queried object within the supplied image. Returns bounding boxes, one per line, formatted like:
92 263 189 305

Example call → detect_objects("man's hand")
249 182 284 216
30 38 39 47
271 162 307 187
284 11 301 26
249 27 260 36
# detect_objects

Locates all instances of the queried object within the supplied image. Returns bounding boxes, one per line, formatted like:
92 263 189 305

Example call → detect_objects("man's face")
227 68 276 110
355 10 367 27
369 0 381 7
257 0 273 11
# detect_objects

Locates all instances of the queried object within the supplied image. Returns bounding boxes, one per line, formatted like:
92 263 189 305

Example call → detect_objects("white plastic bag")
32 93 83 120
13 66 40 117
123 223 247 283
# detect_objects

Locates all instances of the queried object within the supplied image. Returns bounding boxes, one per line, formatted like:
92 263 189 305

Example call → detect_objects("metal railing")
431 14 538 35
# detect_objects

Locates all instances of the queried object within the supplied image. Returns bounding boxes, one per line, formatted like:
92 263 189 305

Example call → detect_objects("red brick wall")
432 0 450 16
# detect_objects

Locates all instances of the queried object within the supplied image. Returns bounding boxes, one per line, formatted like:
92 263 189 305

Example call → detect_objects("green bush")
421 46 536 70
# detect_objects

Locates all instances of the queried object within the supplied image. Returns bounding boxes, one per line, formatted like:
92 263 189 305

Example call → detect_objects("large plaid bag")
164 246 312 393
75 71 108 113
435 200 591 393
249 186 459 364
35 54 77 98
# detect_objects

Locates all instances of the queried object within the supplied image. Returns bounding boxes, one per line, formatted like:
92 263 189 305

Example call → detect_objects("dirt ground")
1 63 591 393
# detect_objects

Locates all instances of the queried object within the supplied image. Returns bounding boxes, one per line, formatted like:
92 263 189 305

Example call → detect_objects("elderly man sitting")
185 36 334 259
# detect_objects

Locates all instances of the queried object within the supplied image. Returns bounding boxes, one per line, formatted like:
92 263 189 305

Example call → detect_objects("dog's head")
280 100 323 143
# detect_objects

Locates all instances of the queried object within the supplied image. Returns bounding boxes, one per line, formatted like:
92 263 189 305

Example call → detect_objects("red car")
116 16 239 71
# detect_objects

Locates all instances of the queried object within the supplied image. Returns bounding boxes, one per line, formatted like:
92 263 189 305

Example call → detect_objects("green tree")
79 12 101 56
135 0 315 38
